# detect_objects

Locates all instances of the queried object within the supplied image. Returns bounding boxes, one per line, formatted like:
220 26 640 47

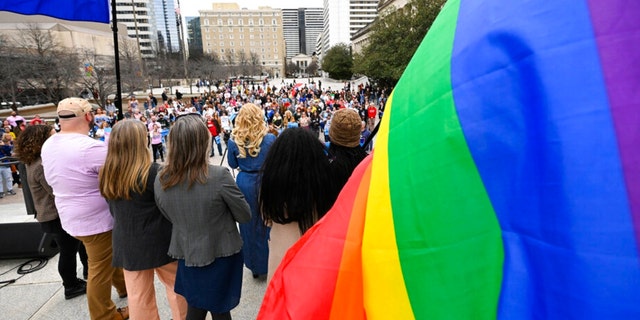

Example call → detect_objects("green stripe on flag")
387 0 504 318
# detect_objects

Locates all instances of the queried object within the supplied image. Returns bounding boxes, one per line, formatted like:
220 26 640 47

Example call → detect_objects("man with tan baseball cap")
56 97 94 119
42 97 129 320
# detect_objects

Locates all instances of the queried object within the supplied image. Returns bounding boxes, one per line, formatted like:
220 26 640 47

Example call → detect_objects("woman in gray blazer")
154 114 251 320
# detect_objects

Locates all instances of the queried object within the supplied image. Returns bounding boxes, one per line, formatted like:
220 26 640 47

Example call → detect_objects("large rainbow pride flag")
259 0 640 318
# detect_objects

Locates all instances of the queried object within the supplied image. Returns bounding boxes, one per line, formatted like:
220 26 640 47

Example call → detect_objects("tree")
78 49 116 108
249 52 262 76
286 62 300 77
0 34 26 105
307 61 319 77
353 0 445 87
118 37 145 93
12 24 80 104
321 43 353 80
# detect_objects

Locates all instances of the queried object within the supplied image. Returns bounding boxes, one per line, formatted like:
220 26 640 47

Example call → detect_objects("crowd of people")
0 77 386 319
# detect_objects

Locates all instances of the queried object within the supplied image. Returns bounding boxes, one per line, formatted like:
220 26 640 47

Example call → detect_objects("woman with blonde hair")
155 114 250 320
283 110 298 129
227 103 276 279
99 120 187 320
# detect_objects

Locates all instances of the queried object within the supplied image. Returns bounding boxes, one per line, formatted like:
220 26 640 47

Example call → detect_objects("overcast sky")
180 0 324 17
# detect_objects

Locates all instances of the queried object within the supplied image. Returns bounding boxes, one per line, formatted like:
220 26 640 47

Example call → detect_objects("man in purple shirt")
5 110 25 128
42 98 129 320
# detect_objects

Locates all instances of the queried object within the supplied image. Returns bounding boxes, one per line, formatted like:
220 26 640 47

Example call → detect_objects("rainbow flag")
259 0 640 319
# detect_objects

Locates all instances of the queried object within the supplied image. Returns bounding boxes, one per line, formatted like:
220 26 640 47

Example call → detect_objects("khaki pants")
123 261 187 320
76 231 127 320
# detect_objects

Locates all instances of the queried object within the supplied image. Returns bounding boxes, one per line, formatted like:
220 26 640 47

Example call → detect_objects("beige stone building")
199 3 286 78
0 11 133 58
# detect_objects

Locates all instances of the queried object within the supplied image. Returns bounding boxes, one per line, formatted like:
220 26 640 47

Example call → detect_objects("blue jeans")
0 166 12 193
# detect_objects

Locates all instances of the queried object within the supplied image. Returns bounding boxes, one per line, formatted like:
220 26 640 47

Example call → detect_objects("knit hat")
329 109 362 148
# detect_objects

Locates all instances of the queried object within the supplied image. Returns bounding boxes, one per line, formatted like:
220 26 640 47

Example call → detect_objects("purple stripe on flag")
588 0 640 246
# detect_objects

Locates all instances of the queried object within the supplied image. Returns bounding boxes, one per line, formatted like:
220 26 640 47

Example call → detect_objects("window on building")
206 34 210 39
207 48 211 53
273 28 277 33
248 19 254 25
229 34 234 39
259 19 264 25
239 34 244 39
217 19 223 25
238 19 243 25
204 19 209 25
250 34 254 39
220 41 224 46
228 19 233 25
272 19 277 25
219 34 224 39
260 34 264 39
221 48 225 53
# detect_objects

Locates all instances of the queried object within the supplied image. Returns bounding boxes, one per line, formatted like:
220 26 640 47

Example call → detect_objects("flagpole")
111 0 124 120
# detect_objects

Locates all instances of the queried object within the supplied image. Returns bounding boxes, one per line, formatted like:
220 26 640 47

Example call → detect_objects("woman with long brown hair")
226 103 276 279
99 120 187 320
155 114 250 320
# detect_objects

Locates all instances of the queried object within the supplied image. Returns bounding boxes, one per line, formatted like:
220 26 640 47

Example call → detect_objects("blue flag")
0 0 110 23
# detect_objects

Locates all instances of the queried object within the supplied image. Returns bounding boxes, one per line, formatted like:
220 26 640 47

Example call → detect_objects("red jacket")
207 120 219 136
367 105 377 119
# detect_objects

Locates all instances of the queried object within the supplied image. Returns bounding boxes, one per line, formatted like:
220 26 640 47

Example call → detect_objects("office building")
114 0 157 58
152 0 181 54
199 3 286 78
320 0 378 55
186 16 203 57
283 8 323 60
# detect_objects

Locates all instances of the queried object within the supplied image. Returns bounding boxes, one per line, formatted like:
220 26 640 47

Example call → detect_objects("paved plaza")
0 155 267 320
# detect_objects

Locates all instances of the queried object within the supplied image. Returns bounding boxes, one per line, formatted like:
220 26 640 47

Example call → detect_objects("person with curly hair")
258 128 336 282
283 110 298 129
226 103 276 279
14 124 89 299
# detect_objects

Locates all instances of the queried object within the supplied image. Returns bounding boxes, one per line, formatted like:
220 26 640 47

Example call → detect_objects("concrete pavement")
0 154 267 320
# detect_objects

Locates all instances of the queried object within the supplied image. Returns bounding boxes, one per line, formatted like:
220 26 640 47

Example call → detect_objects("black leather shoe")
64 280 87 300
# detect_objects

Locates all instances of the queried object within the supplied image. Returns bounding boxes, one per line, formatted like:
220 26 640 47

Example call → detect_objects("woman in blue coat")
227 103 276 279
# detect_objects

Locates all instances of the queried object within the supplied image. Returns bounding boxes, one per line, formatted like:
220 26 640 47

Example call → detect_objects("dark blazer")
108 163 174 270
154 165 251 267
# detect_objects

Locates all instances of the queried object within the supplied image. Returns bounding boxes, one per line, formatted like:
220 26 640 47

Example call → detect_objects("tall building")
114 0 157 58
282 9 300 59
302 8 323 56
283 8 323 60
186 16 202 57
320 0 378 55
199 3 286 78
152 0 181 54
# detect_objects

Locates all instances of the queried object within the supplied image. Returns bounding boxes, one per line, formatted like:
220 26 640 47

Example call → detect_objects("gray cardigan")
154 165 251 267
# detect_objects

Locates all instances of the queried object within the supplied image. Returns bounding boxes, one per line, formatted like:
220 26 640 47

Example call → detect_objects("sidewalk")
0 154 267 320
